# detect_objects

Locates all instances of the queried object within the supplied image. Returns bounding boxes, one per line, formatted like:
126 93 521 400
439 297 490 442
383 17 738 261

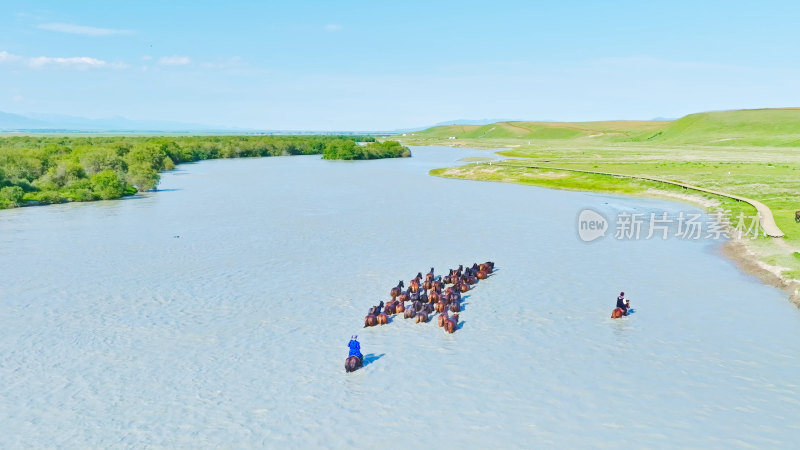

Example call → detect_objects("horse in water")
437 310 449 327
419 290 428 303
610 308 625 319
444 313 459 333
408 273 423 293
345 356 363 372
390 281 404 299
377 312 389 325
611 298 631 319
426 267 435 282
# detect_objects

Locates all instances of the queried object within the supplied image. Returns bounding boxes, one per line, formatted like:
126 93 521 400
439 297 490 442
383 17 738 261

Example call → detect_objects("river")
1 146 799 447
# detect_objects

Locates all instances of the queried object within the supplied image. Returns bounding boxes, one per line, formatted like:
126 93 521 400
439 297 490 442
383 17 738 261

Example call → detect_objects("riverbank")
400 110 800 305
0 135 386 210
430 160 800 305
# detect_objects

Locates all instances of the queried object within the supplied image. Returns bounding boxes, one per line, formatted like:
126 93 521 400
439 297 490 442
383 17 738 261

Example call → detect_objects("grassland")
399 108 800 302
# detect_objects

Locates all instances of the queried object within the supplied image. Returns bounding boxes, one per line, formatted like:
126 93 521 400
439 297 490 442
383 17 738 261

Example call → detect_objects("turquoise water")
1 146 798 447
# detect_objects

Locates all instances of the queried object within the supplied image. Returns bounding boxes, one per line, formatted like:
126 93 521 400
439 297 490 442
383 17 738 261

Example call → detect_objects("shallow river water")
1 146 799 448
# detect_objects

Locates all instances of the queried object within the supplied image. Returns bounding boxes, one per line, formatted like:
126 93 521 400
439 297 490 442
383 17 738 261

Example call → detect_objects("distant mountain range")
0 111 516 134
0 111 238 133
0 111 673 134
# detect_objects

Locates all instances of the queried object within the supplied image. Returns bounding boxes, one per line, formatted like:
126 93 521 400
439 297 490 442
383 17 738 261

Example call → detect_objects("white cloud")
159 56 191 66
37 23 132 36
141 55 153 61
0 51 22 63
0 50 126 70
28 56 108 69
324 24 342 32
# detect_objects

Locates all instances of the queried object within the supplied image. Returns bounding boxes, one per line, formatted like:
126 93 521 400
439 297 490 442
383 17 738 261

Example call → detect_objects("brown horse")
429 290 440 303
426 267 435 282
610 308 626 319
476 270 487 280
435 301 447 313
796 210 800 223
364 315 378 327
459 283 469 293
437 310 449 327
415 311 428 323
345 355 363 372
395 302 405 314
377 313 389 325
409 273 423 292
449 300 461 313
404 307 416 319
390 280 404 299
367 301 384 317
444 313 459 333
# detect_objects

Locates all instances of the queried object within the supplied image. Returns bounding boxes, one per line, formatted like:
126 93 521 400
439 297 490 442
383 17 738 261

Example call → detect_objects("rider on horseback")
348 335 363 360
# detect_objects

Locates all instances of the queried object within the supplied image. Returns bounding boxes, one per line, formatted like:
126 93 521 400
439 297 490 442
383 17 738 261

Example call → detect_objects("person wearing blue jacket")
348 335 363 360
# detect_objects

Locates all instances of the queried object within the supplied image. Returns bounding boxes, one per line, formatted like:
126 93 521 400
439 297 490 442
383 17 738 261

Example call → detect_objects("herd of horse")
345 261 495 372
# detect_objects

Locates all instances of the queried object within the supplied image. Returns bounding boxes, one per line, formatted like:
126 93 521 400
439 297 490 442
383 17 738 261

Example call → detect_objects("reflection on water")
1 147 799 447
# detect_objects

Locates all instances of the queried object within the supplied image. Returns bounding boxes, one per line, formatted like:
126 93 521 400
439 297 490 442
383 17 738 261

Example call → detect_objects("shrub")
90 170 126 200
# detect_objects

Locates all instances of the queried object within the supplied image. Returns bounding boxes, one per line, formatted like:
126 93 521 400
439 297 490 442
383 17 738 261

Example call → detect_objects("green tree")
0 186 24 208
90 170 126 200
80 147 128 176
127 164 160 192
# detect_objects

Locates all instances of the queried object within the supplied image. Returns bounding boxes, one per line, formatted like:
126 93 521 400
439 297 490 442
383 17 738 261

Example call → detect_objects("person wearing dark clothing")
616 292 630 315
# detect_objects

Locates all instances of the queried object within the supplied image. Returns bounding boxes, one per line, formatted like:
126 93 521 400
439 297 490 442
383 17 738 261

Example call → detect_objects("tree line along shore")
0 135 410 209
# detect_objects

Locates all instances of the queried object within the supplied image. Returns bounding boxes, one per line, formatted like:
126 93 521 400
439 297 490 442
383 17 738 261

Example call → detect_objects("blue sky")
1 0 799 130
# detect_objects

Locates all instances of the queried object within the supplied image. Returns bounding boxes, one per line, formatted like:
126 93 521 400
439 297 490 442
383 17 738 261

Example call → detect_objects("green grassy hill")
639 108 800 147
408 108 800 147
405 107 800 295
410 120 666 141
